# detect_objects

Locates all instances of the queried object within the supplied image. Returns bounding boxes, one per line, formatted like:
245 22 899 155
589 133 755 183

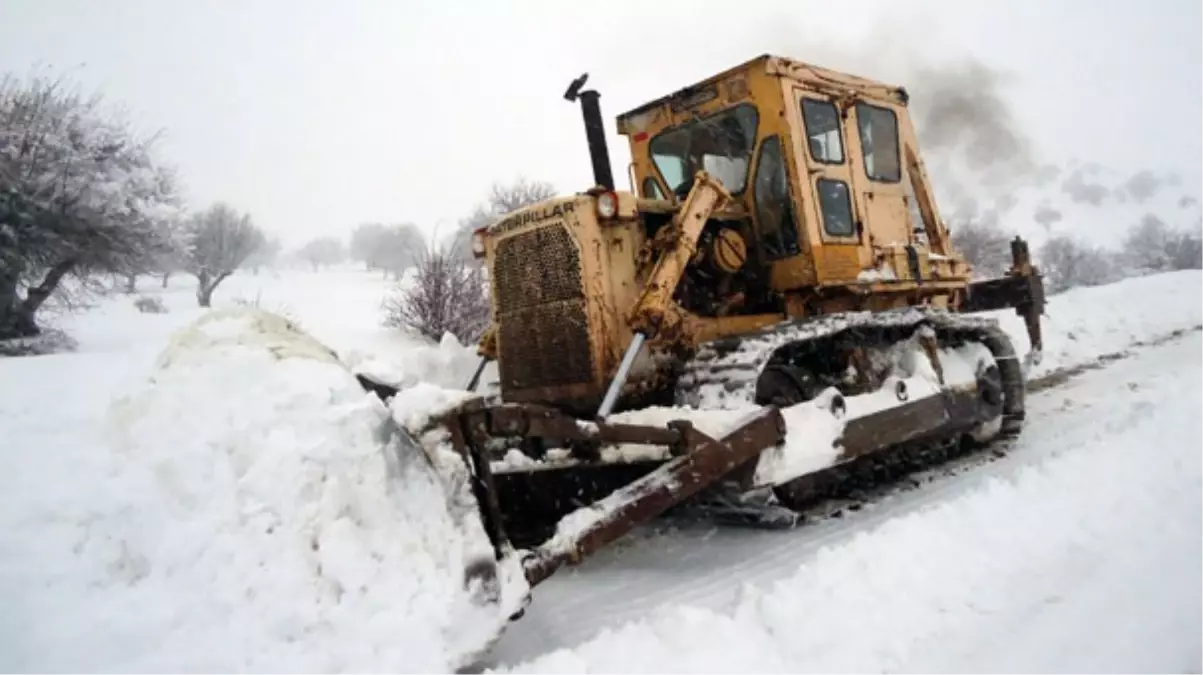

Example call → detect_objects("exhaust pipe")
564 73 615 191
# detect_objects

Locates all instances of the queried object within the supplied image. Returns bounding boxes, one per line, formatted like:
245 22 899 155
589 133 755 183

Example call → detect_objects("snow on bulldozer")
365 54 1046 639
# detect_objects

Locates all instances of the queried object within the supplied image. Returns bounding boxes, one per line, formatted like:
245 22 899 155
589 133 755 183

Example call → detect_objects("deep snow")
2 306 524 672
0 266 1199 672
493 333 1203 673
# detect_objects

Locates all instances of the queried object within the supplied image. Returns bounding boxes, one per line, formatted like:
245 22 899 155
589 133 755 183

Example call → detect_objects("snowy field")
0 267 1200 672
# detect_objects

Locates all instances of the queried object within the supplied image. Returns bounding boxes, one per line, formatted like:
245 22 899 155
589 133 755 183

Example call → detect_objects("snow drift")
41 308 526 672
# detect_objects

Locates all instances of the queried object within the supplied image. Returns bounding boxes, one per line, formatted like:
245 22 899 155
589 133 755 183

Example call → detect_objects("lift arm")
627 170 732 335
596 171 731 418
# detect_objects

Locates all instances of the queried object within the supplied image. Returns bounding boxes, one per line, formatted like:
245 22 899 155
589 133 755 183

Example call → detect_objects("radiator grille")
493 225 594 390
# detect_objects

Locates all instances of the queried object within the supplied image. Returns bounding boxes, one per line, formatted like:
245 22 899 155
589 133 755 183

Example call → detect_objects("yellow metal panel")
817 245 861 283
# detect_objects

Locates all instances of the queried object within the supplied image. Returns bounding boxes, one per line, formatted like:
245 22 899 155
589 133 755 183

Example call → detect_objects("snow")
0 265 1199 672
0 293 522 672
596 332 1002 487
539 471 683 561
496 333 1203 673
989 269 1203 377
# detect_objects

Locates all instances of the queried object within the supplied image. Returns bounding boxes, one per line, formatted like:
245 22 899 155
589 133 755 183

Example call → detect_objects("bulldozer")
372 54 1045 619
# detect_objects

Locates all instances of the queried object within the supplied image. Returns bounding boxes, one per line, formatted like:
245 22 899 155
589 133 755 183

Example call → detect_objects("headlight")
595 191 618 220
472 228 487 258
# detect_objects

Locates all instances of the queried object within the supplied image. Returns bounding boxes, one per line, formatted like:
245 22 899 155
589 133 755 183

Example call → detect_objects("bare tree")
449 177 556 260
383 240 490 344
184 202 263 307
1038 235 1118 294
297 236 344 271
489 177 557 214
949 219 1013 280
0 70 182 339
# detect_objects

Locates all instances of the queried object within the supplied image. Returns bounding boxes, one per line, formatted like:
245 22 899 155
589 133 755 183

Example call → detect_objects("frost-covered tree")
949 219 1014 280
349 222 424 278
243 234 281 275
449 177 556 260
297 236 344 271
0 71 183 339
1038 235 1119 294
383 240 490 343
349 223 389 271
1122 214 1203 273
377 223 425 279
184 202 263 307
1123 214 1175 273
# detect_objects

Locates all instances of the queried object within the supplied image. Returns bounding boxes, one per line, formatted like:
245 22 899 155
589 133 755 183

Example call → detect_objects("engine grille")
494 225 594 391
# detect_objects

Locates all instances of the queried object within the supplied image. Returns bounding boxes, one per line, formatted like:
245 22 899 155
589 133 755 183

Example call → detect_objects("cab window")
649 104 759 197
641 177 666 200
800 98 844 164
818 178 855 237
856 102 901 182
753 135 799 259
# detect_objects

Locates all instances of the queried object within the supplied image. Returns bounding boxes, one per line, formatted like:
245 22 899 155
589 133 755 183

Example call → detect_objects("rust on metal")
917 328 945 386
494 225 595 392
836 385 998 462
432 399 513 556
522 406 786 587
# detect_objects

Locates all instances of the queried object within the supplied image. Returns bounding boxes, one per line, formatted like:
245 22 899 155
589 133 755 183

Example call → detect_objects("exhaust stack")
564 73 615 191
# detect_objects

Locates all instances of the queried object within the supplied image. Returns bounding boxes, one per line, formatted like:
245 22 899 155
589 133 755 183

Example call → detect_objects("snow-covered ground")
0 267 1199 672
490 333 1202 673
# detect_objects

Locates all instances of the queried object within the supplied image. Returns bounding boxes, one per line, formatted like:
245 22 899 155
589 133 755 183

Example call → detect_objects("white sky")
2 0 1200 246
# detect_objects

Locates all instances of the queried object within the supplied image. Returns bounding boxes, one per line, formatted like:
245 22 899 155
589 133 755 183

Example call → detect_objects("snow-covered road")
491 332 1203 673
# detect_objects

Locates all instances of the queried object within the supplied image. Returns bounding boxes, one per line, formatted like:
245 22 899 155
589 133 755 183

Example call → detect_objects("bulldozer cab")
617 54 965 292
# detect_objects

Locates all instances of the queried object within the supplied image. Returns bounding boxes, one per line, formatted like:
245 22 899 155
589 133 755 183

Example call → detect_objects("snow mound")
348 331 497 393
88 308 519 671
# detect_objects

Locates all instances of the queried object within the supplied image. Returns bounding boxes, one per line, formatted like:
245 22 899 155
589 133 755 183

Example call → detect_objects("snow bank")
7 308 522 672
991 269 1202 377
502 335 1203 673
347 331 498 394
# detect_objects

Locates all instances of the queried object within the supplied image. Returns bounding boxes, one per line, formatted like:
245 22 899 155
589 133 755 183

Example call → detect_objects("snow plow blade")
405 399 787 589
394 355 1010 594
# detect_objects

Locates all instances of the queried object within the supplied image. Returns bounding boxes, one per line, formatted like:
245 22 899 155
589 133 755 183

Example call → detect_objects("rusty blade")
481 403 684 448
523 406 786 587
837 385 997 461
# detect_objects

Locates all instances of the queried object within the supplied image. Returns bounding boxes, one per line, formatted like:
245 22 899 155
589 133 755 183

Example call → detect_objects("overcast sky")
2 0 1199 246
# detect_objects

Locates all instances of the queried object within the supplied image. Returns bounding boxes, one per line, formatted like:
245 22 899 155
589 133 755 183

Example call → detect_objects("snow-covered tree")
184 202 263 307
449 177 556 260
296 236 344 271
377 224 425 279
349 223 388 271
243 234 282 275
1038 235 1119 294
1123 214 1174 272
949 219 1014 280
0 70 183 339
349 222 425 278
1122 214 1203 273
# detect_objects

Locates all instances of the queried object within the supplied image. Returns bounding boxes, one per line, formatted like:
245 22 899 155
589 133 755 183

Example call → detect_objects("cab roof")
615 53 909 132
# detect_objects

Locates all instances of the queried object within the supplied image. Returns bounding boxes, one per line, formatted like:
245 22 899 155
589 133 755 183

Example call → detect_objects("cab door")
789 91 865 284
846 101 913 259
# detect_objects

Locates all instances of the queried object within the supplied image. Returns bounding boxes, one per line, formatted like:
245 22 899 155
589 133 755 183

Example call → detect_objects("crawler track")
672 308 1028 524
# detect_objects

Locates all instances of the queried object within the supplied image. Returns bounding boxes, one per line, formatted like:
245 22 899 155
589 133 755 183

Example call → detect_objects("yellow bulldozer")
371 53 1045 616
